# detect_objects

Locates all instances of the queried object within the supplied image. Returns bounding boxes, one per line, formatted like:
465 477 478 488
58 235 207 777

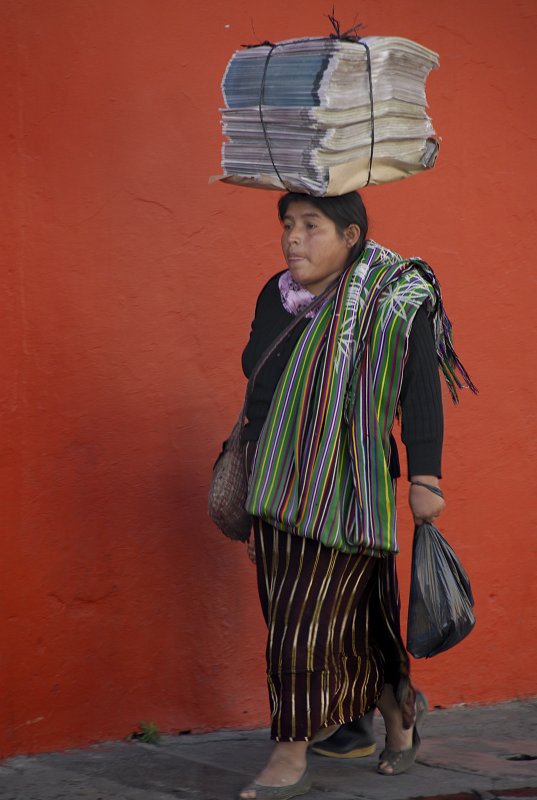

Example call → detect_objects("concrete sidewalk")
1 699 536 800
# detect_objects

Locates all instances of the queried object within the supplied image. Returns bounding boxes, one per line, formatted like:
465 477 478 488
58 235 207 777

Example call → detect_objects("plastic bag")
407 521 475 659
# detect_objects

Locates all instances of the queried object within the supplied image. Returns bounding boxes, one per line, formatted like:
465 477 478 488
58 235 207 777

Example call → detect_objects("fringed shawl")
245 240 476 555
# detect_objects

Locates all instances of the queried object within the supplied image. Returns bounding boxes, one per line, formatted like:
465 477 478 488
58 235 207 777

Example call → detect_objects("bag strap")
247 280 338 393
239 278 339 420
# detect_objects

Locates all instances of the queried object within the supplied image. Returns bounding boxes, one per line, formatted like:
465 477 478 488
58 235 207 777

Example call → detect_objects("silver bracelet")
410 480 444 499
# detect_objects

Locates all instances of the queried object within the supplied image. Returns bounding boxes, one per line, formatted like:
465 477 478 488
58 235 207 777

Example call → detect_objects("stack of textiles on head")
215 36 440 196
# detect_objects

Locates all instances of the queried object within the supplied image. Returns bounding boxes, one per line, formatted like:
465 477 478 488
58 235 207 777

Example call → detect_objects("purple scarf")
278 271 317 317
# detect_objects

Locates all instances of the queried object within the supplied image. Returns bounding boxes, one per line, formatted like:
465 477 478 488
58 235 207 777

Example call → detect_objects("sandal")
238 768 312 800
377 691 428 776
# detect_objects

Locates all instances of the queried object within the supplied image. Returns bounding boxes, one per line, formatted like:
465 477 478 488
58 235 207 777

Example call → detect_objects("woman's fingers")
246 539 256 564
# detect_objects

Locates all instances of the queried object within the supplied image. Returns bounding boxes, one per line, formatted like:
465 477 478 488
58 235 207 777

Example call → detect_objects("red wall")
2 0 536 757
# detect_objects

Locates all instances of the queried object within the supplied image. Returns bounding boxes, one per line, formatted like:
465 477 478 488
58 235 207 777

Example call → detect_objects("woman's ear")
344 224 361 248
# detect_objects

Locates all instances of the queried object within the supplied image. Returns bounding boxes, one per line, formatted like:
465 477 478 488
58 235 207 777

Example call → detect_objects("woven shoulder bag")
208 409 251 541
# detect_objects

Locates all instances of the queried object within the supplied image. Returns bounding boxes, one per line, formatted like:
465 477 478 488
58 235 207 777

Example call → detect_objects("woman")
238 191 473 800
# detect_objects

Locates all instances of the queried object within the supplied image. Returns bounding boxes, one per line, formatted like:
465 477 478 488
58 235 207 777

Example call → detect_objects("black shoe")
311 710 376 758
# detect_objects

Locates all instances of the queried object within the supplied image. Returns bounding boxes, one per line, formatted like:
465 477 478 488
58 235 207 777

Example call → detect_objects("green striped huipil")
246 240 475 556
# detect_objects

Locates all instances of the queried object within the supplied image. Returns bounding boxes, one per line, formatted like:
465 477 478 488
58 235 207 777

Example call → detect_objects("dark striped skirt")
252 516 414 742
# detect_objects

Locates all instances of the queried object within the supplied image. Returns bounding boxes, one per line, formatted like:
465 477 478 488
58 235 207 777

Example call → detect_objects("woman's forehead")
283 202 324 220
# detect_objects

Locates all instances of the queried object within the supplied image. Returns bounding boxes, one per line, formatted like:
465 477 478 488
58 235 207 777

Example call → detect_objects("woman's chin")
288 266 308 285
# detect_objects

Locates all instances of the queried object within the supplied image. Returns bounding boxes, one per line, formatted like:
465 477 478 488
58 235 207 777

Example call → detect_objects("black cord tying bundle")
348 38 375 188
326 9 365 41
258 43 287 188
245 13 375 191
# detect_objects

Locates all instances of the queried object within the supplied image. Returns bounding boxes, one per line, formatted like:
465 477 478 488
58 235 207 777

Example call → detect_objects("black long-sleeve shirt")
241 273 443 479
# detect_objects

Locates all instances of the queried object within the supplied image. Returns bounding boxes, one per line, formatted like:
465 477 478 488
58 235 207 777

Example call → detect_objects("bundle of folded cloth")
215 36 440 195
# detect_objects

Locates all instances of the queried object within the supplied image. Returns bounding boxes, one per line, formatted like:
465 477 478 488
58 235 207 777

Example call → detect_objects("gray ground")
1 699 536 800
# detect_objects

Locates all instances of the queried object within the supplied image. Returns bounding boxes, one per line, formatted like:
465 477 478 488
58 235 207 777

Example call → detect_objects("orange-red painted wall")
2 0 536 758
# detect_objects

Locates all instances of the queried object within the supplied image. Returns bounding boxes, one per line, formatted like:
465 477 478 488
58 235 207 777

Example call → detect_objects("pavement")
0 699 536 800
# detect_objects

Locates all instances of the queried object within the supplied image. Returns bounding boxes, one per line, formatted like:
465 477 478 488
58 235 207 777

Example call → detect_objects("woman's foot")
377 726 421 776
376 685 428 775
239 742 310 800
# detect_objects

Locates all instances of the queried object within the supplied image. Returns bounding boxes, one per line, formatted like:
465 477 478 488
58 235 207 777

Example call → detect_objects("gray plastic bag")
407 522 475 659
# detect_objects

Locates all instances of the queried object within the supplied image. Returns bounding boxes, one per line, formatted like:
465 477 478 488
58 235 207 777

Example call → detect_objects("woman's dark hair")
277 191 369 266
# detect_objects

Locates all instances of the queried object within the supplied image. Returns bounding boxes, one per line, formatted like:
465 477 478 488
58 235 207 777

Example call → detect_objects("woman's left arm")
400 305 446 525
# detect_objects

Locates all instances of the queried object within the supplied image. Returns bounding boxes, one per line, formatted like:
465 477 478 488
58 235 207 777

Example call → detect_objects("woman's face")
280 201 359 295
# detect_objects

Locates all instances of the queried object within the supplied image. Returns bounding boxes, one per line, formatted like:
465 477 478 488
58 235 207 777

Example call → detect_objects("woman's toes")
378 760 394 775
